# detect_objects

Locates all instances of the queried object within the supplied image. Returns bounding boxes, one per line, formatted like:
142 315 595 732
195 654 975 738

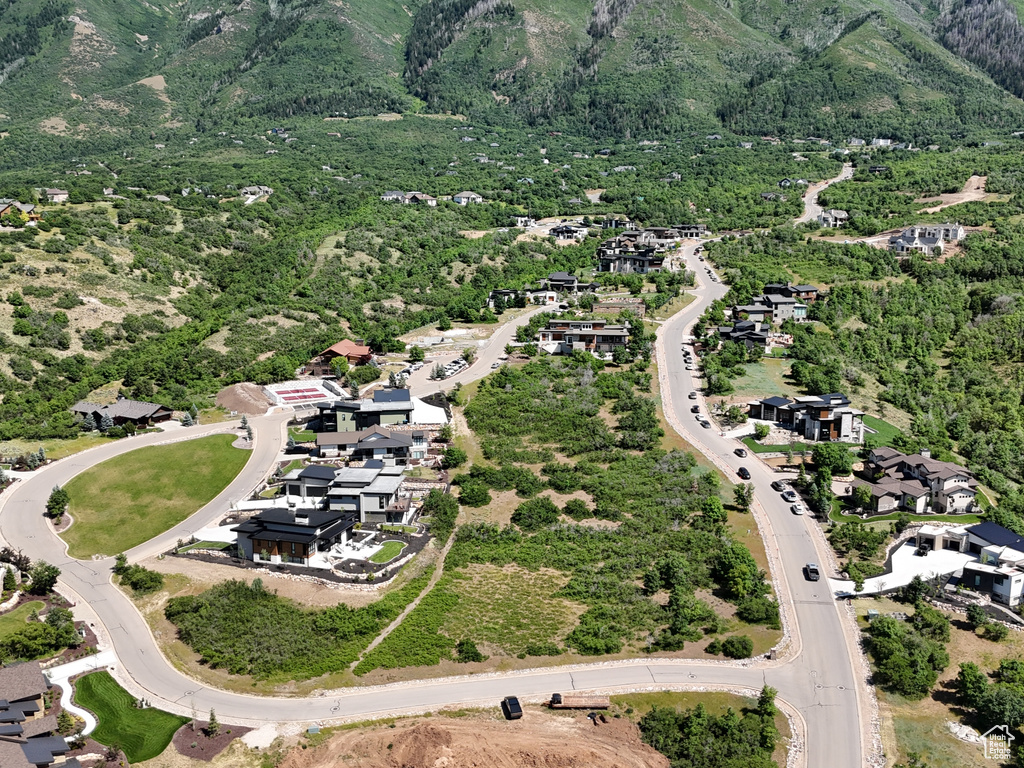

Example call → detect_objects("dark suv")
805 563 821 581
502 696 523 720
737 467 751 480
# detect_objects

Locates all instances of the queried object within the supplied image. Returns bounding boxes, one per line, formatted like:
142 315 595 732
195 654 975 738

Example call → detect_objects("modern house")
674 224 708 238
549 224 588 241
234 507 356 566
887 224 965 256
861 447 978 515
748 393 865 443
240 185 273 197
817 209 849 228
542 272 598 294
305 339 373 375
452 191 483 205
317 388 415 433
733 294 807 323
717 320 770 352
911 522 1024 606
316 425 416 464
326 462 409 523
732 303 773 323
512 215 536 228
536 317 630 355
44 189 68 204
763 282 819 303
70 397 173 427
597 244 665 274
0 662 79 768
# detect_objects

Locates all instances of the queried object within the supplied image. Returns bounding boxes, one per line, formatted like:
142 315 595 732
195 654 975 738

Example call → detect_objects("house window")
995 576 1006 586
378 496 386 510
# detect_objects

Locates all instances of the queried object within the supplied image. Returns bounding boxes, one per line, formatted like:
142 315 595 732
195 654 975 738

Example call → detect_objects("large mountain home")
910 523 1024 606
234 508 356 566
549 224 588 241
887 223 965 256
452 191 483 205
305 339 373 375
859 447 978 515
763 282 819 303
597 241 665 274
537 318 630 355
733 294 808 324
542 272 598 294
749 393 865 443
717 320 770 352
817 209 849 228
44 189 68 203
318 389 415 432
380 191 437 206
0 199 37 221
326 462 409 523
71 397 173 427
0 662 79 768
316 425 419 464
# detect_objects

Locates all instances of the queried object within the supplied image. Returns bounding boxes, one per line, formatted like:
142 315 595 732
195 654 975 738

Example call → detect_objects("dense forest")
938 0 1024 100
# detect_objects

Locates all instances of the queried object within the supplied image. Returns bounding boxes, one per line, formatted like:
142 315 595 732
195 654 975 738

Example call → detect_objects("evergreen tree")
3 565 16 593
99 413 114 432
181 412 194 427
240 414 248 428
81 414 97 432
207 709 220 737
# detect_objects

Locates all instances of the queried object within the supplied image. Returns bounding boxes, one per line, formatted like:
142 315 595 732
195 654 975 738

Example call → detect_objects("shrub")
441 446 467 469
510 497 560 531
720 635 754 659
454 639 486 663
563 498 591 520
120 565 164 596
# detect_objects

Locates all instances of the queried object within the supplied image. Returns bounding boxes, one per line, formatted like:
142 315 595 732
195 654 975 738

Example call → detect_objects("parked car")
502 696 523 720
805 563 821 581
688 392 698 400
690 405 700 413
734 448 747 458
686 365 696 371
491 362 500 368
701 420 712 429
782 490 799 502
791 503 806 515
737 467 751 480
770 480 788 492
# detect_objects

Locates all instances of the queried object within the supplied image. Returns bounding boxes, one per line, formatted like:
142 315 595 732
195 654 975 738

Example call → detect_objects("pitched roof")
71 399 170 420
0 662 47 703
320 339 371 358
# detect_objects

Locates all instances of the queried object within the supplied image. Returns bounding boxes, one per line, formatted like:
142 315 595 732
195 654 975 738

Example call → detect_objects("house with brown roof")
44 189 68 204
0 662 78 768
316 425 419 464
70 397 173 427
306 339 373 375
860 447 979 514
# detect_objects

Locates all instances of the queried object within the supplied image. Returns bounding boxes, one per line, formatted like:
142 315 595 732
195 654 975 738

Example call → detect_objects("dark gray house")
233 508 356 566
0 662 79 768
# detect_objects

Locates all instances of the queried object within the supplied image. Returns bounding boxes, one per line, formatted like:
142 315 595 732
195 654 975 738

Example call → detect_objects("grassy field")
729 358 793 400
650 292 696 320
0 434 114 463
440 564 585 656
369 540 407 563
0 601 45 640
862 415 904 447
74 671 189 763
63 435 250 558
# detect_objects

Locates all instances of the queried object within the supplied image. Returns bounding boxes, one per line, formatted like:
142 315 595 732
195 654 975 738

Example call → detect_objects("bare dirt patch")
39 117 70 135
281 709 668 768
215 383 272 415
137 75 171 104
916 175 987 213
170 721 252 762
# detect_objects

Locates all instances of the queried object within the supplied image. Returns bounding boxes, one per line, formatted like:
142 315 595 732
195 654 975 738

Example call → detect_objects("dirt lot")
281 709 669 768
916 175 988 213
215 383 273 415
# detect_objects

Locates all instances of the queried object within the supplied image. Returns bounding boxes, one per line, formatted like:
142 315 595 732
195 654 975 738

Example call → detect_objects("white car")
686 365 696 371
791 503 806 515
491 362 500 368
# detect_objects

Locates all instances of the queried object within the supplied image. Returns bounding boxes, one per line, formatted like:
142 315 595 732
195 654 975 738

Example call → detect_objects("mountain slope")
0 0 1022 139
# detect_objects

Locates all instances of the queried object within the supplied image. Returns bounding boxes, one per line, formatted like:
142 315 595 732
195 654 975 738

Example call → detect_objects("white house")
452 191 483 205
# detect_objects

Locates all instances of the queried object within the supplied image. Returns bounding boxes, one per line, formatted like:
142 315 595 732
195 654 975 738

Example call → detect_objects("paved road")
796 163 854 224
0 251 872 767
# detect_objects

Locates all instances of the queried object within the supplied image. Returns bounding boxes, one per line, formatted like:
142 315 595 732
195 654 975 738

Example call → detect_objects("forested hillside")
0 0 1023 141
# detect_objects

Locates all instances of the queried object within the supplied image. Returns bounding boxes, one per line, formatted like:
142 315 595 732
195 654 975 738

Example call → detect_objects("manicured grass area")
279 459 305 474
741 436 813 454
74 671 189 763
0 601 44 640
829 507 982 525
177 541 231 553
380 524 417 534
440 564 584 656
369 540 407 563
259 486 281 499
862 415 904 447
611 690 756 717
289 426 316 442
63 435 250 558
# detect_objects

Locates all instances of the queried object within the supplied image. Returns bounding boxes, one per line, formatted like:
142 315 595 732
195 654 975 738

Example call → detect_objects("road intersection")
0 245 875 768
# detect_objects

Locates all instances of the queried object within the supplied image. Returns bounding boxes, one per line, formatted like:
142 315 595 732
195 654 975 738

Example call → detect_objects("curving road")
796 163 854 224
0 251 873 767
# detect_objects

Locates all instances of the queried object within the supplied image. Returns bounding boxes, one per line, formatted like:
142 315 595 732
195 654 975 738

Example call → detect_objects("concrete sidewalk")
44 650 117 735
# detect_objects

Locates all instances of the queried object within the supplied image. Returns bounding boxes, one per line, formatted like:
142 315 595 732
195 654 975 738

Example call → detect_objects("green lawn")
289 426 316 442
862 415 904 447
63 435 250 558
369 540 407 563
74 671 189 763
0 601 44 640
380 524 417 534
829 508 983 525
